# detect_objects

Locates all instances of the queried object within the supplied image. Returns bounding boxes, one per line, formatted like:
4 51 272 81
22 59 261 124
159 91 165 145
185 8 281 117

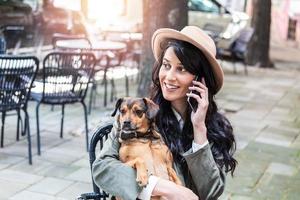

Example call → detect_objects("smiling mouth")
164 82 179 90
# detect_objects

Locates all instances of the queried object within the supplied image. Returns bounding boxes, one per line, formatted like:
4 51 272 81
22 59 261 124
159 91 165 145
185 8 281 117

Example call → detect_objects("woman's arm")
183 144 226 200
92 128 143 200
187 78 226 199
152 178 199 200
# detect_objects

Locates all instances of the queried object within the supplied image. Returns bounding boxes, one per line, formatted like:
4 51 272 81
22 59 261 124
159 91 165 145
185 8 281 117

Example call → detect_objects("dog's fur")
112 97 182 191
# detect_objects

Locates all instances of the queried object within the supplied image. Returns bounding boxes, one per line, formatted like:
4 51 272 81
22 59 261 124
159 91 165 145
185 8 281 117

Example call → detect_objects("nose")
165 69 176 81
123 120 131 127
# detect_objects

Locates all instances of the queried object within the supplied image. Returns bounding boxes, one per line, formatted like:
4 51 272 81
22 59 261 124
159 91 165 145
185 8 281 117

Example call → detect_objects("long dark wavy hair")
150 39 237 176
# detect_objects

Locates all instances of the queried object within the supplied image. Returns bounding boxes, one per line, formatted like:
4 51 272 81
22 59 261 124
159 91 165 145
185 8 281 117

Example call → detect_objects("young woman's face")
159 47 195 105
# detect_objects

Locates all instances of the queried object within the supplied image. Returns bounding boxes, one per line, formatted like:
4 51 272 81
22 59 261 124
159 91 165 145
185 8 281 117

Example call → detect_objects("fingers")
187 77 209 112
189 85 208 100
186 92 208 108
202 77 206 86
188 86 205 96
192 78 207 89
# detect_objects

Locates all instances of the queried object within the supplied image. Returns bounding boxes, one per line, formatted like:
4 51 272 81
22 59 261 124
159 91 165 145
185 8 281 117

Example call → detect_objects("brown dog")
111 97 182 191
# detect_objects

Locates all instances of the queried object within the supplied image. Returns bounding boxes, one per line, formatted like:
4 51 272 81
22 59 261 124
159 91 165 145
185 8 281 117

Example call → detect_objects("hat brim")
151 28 224 92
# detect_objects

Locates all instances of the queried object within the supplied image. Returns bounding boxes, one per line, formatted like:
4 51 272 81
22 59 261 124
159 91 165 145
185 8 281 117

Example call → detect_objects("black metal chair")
202 23 224 40
78 122 114 200
31 52 95 154
0 55 39 165
51 33 101 115
217 27 254 75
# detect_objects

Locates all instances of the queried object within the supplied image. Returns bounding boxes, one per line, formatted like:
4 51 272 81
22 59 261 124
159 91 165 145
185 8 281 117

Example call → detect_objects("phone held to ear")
187 76 201 112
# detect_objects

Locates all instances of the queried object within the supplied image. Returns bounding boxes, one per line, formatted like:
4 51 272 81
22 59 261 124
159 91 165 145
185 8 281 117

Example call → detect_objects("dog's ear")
111 98 123 117
143 98 159 120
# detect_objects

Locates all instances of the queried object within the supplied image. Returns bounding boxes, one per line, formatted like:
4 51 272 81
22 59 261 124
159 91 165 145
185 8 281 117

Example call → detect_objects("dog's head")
111 97 159 140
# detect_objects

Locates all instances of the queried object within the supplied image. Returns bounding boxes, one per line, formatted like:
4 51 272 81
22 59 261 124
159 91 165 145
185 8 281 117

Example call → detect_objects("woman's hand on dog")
187 77 209 145
152 178 198 200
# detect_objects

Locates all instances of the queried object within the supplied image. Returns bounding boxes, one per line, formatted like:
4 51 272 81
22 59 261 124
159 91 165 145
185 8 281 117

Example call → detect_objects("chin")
162 93 177 102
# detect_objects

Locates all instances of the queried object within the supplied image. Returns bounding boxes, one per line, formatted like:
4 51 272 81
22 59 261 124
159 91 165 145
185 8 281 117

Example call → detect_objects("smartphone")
187 76 201 112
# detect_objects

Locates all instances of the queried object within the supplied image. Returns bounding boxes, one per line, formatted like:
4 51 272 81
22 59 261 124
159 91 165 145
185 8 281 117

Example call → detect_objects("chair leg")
244 62 248 75
125 66 129 97
60 104 65 138
19 109 25 137
233 61 237 74
82 102 89 152
1 111 6 148
36 102 41 155
103 68 108 107
16 109 20 141
88 81 95 115
110 78 116 102
18 110 26 136
24 108 32 165
134 53 141 83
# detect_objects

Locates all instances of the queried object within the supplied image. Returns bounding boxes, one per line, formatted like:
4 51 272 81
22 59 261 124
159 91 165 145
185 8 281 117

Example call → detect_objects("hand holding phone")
187 76 201 112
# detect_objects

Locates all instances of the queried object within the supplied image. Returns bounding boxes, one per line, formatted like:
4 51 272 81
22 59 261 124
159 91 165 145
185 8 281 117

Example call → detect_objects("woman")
92 26 237 200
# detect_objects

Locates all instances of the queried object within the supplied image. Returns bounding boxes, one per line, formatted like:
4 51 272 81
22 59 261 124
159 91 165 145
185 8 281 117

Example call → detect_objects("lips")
164 82 179 90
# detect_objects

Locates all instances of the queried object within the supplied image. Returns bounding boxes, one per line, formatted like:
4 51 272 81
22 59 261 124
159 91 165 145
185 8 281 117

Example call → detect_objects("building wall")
273 0 300 45
218 0 247 11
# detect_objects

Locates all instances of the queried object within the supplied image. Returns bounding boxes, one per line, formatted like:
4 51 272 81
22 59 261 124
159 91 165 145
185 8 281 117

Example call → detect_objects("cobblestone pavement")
0 59 300 199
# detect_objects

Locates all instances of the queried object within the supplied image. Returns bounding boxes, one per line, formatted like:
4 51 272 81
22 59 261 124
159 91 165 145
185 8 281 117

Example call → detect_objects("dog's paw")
136 173 148 187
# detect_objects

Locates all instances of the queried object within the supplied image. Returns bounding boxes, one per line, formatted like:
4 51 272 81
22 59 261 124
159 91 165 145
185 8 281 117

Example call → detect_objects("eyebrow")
163 58 183 66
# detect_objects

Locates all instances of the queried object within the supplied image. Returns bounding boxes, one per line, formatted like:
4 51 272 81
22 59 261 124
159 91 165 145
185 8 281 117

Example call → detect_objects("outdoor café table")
119 32 142 52
55 39 127 107
120 32 142 42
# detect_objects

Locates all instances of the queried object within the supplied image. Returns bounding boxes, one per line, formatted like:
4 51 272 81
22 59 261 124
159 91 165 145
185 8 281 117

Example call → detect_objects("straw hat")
151 26 224 92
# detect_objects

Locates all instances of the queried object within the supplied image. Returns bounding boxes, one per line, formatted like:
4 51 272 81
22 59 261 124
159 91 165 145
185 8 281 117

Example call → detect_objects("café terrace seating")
217 27 254 75
0 55 39 164
30 51 95 154
77 122 114 200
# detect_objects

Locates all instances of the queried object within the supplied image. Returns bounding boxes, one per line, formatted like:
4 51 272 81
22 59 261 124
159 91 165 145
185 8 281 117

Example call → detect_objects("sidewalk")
220 64 300 199
0 59 300 199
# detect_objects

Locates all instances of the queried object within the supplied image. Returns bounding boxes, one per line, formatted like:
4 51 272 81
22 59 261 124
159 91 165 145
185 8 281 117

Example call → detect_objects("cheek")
180 77 194 91
158 69 164 82
136 116 150 130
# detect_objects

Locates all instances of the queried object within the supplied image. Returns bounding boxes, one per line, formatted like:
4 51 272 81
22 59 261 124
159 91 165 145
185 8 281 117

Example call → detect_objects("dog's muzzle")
120 130 137 140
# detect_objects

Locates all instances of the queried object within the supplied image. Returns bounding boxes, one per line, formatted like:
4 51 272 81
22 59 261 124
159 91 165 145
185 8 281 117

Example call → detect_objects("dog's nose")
123 120 131 127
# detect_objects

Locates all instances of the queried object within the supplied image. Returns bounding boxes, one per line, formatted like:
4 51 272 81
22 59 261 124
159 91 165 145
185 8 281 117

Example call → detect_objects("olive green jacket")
92 126 226 200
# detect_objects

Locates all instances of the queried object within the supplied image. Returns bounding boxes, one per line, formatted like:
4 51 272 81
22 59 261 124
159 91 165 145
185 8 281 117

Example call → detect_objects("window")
188 0 220 13
23 0 39 11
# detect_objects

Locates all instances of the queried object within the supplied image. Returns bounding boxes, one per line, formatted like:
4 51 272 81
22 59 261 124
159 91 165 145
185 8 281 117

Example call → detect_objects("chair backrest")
52 33 92 50
203 23 224 39
89 123 113 199
0 55 39 111
39 52 95 103
232 27 254 56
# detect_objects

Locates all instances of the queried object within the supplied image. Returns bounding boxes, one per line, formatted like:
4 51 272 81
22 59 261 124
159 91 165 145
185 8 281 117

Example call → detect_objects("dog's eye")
135 110 144 117
120 109 126 115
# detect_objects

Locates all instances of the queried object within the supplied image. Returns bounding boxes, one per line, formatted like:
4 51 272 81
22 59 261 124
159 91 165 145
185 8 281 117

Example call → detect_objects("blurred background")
0 0 299 199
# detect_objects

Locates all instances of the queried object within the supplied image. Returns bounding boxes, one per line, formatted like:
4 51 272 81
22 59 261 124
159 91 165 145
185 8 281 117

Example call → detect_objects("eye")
119 108 126 115
162 62 171 70
177 66 187 72
135 109 144 117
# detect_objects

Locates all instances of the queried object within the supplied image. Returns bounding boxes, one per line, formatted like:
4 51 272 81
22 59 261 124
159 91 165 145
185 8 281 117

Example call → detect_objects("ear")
111 98 123 116
143 98 159 120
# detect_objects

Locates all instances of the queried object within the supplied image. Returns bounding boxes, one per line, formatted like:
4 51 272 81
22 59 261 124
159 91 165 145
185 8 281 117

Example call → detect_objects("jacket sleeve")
182 144 226 200
92 128 143 200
